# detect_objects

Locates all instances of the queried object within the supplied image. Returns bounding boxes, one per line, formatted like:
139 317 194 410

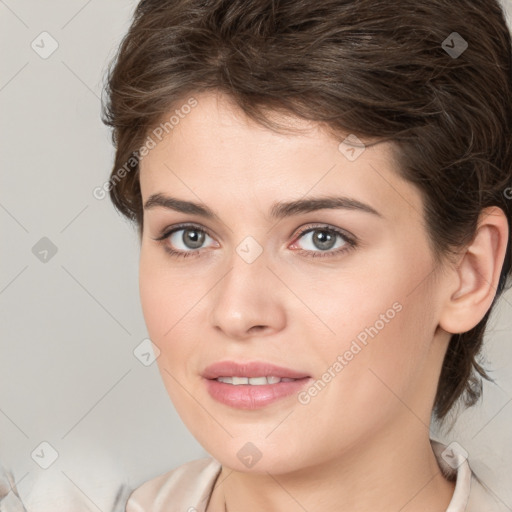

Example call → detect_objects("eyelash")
153 223 358 260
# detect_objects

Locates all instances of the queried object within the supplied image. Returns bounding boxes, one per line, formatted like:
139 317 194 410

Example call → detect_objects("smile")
215 376 298 385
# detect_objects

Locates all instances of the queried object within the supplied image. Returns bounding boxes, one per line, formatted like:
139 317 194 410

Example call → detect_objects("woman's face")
138 91 450 473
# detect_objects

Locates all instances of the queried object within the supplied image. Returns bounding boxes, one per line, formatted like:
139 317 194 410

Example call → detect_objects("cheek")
301 254 437 432
139 257 168 340
139 248 205 384
139 246 198 339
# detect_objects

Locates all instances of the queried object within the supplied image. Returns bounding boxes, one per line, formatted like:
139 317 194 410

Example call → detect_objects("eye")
289 224 357 258
154 223 217 258
154 223 357 260
168 227 211 250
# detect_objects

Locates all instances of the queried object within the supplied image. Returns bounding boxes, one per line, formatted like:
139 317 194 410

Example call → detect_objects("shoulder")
125 457 222 512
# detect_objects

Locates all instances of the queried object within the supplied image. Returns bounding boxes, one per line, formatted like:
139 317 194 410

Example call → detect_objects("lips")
204 377 311 408
201 360 310 380
202 361 312 409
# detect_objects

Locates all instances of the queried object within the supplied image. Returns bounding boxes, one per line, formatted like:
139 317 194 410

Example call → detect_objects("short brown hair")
101 0 512 421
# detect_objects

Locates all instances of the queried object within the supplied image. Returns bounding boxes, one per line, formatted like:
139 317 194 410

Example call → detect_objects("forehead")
139 91 423 224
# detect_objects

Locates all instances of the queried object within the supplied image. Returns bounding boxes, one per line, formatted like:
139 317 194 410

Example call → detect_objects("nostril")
249 325 266 333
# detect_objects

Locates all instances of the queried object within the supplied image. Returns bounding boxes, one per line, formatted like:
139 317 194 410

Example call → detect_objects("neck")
206 422 456 512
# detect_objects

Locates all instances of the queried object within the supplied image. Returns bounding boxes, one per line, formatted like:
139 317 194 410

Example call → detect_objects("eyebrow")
143 193 383 219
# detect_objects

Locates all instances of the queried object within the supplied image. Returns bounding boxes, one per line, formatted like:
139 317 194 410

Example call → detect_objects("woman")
101 0 512 510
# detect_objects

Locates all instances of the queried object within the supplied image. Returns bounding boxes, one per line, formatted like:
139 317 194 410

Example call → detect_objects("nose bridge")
208 236 286 337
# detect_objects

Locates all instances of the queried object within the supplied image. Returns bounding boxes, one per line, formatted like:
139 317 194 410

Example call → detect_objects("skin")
138 90 508 512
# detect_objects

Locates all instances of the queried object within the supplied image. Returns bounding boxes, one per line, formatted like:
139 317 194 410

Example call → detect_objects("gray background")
1 1 512 510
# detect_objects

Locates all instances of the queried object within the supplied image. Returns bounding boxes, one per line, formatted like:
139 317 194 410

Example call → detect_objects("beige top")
125 440 508 512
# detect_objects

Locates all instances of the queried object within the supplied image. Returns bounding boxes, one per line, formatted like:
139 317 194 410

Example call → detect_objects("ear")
439 206 509 334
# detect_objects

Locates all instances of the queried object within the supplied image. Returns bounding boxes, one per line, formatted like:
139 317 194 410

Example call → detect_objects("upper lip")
202 361 310 380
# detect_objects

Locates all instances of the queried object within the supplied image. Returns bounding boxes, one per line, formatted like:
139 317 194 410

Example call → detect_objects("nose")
208 246 287 340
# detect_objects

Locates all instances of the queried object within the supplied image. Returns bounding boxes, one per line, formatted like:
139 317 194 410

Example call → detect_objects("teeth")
247 377 267 385
215 376 297 385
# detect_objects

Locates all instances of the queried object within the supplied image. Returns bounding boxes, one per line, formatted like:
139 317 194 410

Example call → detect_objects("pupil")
314 230 335 250
184 229 205 249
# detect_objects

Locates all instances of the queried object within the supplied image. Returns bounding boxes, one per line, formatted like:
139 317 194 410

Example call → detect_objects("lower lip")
204 377 312 409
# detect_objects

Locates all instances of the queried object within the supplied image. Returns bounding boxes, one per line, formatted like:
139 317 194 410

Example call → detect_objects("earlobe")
439 206 509 334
